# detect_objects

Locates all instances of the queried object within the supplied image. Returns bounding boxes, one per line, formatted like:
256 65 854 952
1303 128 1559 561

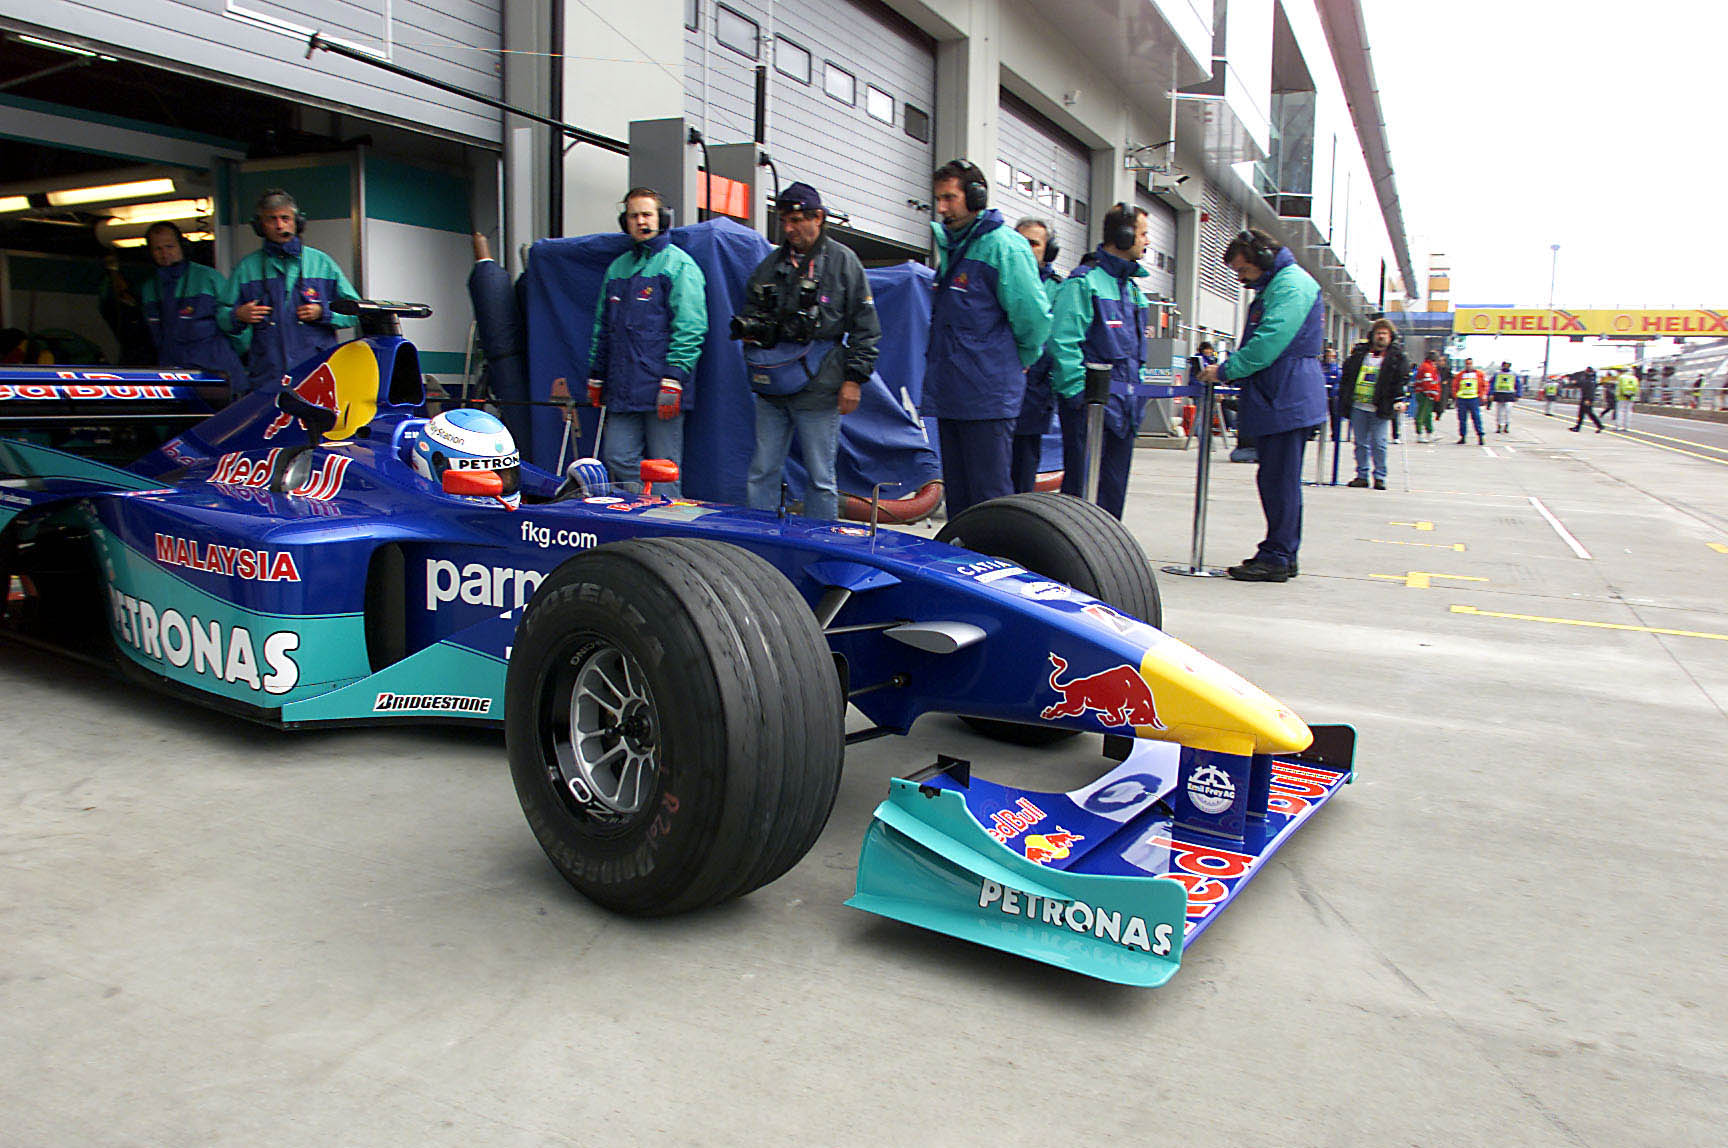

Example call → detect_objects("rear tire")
505 538 844 916
936 492 1162 746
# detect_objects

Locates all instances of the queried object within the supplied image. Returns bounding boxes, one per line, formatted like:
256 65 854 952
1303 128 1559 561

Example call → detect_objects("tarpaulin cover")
522 218 939 506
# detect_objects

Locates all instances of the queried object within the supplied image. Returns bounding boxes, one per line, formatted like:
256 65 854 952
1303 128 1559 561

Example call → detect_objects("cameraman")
739 183 881 520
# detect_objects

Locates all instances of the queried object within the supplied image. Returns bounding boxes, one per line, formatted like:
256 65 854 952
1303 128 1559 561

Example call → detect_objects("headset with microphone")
1102 203 1139 252
941 159 989 212
618 188 673 235
250 188 308 237
1234 228 1279 271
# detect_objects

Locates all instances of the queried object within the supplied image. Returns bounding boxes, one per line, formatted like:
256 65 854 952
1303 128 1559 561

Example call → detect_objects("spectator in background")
1451 356 1488 444
1047 203 1152 519
139 222 243 383
222 188 360 394
97 253 154 366
1614 367 1638 430
739 182 880 520
1336 318 1406 489
1198 228 1327 583
923 159 1052 517
1413 351 1442 442
1010 217 1064 493
1489 360 1519 434
1569 367 1604 432
587 187 707 498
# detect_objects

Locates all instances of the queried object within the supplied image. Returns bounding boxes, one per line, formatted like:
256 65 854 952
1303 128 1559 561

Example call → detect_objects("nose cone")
1135 638 1312 757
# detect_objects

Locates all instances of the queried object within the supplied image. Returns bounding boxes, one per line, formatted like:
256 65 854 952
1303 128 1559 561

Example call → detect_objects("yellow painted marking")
1371 571 1490 589
1450 604 1728 642
1614 426 1728 455
1364 538 1467 552
1707 543 1728 555
1603 430 1728 467
1388 520 1435 531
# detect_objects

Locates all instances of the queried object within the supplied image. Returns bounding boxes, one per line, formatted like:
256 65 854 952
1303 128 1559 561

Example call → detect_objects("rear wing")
0 367 222 469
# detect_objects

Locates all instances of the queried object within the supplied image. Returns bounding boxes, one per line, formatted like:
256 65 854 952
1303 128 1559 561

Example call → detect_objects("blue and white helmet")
411 409 521 508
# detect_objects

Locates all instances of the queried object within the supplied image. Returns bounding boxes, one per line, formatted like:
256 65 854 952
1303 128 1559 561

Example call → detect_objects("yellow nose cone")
1134 638 1313 757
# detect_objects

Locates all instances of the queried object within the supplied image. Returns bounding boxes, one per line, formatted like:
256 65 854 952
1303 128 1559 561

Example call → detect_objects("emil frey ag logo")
1185 761 1237 815
1039 653 1165 729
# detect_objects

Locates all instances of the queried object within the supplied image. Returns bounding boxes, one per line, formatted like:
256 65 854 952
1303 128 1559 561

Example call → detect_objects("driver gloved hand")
657 380 682 420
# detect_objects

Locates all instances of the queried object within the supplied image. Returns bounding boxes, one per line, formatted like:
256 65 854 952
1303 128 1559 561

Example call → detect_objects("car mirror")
443 469 503 497
640 458 679 497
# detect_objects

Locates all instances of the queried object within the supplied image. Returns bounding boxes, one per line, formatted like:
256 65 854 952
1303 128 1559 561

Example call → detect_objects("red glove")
656 380 682 420
587 379 604 407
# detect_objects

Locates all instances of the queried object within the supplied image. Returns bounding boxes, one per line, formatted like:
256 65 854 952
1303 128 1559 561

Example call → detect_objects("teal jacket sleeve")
663 250 708 384
1223 267 1321 380
990 231 1053 367
1047 272 1097 399
313 251 361 331
216 254 254 355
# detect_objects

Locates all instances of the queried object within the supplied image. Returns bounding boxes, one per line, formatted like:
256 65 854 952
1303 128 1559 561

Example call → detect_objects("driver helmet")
410 409 521 508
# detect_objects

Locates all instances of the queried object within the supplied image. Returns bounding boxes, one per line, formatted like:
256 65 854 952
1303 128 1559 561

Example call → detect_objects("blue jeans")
601 410 685 499
746 389 842 520
1455 396 1483 439
1349 406 1390 481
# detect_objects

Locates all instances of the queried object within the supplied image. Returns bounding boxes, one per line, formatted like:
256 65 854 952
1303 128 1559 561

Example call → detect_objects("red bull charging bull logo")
1023 829 1084 865
263 343 379 442
1039 653 1166 729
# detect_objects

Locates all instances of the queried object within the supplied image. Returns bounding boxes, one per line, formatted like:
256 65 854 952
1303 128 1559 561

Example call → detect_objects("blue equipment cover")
523 220 937 507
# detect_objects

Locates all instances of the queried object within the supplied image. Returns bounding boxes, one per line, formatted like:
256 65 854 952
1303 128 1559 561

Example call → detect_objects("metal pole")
1081 362 1110 505
1162 377 1229 578
1540 243 1559 384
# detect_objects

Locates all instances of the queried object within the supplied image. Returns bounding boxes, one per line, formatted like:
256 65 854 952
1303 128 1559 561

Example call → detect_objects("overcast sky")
1364 0 1727 371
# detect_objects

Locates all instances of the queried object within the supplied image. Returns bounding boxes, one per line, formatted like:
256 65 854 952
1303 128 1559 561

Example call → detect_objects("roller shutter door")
1135 189 1178 301
995 93 1091 277
7 2 503 145
685 0 936 252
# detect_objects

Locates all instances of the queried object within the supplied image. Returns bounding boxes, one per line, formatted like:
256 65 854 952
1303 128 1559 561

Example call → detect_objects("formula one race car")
0 302 1353 987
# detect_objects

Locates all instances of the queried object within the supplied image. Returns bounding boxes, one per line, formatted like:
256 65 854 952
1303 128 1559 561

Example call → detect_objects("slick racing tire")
506 537 845 916
937 492 1162 746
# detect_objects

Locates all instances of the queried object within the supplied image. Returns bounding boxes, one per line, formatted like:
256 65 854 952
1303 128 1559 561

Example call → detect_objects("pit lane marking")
1527 496 1592 560
1371 571 1489 589
1603 430 1728 467
1481 445 1497 458
1709 543 1728 555
1388 520 1434 531
1611 426 1728 456
1450 604 1728 642
1363 538 1466 551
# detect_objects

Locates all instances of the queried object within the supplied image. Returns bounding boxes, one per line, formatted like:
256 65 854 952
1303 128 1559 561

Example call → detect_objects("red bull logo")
637 285 654 300
1023 829 1084 865
951 272 970 290
263 343 380 442
265 362 339 439
210 450 351 502
983 797 1046 845
1039 653 1165 729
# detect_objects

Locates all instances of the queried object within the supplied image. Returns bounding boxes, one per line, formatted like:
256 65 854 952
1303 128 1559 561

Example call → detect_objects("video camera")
729 277 822 349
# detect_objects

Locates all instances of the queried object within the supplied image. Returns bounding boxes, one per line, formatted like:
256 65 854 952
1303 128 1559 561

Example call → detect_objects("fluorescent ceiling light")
46 178 176 207
181 231 214 243
110 236 148 248
104 198 210 225
0 195 29 214
15 33 116 61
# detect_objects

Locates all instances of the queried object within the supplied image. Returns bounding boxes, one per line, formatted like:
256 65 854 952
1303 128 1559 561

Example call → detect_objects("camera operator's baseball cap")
775 182 823 214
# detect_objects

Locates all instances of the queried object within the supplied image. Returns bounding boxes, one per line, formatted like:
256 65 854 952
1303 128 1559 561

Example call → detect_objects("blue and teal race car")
0 303 1353 987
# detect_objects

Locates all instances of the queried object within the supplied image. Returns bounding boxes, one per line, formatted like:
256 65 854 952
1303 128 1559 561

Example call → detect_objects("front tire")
937 492 1162 746
506 538 844 916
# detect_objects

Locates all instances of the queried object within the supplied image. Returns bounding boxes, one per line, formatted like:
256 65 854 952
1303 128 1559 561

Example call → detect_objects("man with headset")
925 160 1052 517
1047 203 1151 519
139 221 244 382
221 188 360 394
1199 228 1327 582
588 186 707 498
1010 218 1064 494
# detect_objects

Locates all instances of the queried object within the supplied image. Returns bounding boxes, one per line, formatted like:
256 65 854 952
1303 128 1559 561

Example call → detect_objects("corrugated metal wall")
994 93 1091 278
12 0 503 145
1135 189 1177 301
1199 180 1244 304
684 0 935 251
